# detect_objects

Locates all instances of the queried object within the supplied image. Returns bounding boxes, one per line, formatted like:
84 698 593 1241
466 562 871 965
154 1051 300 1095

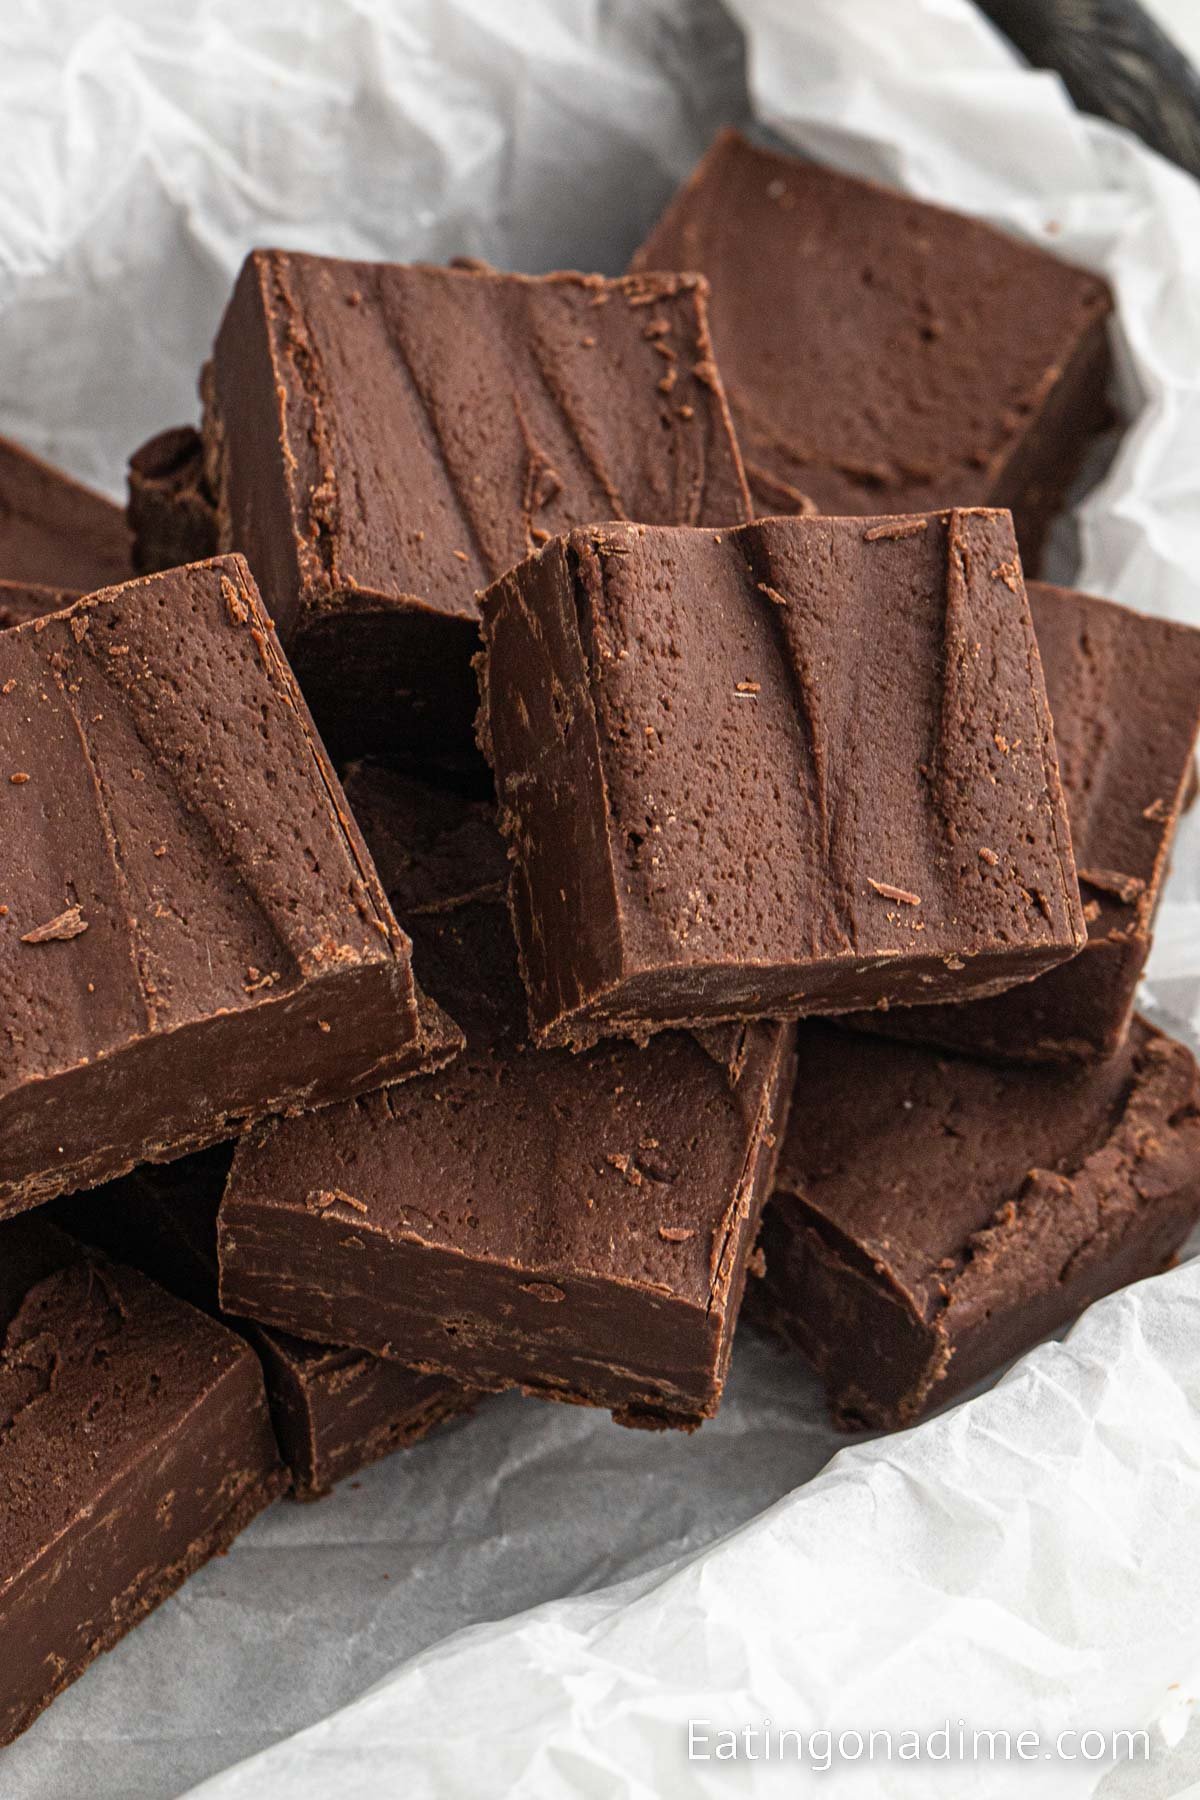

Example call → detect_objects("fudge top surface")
631 128 1112 518
205 251 750 635
1028 579 1200 937
481 511 1084 976
0 433 132 593
0 1218 253 1580
774 1017 1200 1315
224 762 788 1309
0 554 411 1096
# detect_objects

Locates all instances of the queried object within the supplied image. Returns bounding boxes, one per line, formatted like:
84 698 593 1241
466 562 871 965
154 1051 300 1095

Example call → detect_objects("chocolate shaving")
867 879 921 906
21 904 88 944
1079 867 1147 904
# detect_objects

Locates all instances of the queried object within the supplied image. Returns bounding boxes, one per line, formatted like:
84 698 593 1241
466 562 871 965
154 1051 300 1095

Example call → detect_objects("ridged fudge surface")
477 512 1085 1048
219 764 795 1430
55 1149 475 1500
201 252 750 761
0 1219 286 1745
750 1019 1200 1430
852 581 1200 1061
631 128 1112 569
0 433 132 592
0 554 438 1218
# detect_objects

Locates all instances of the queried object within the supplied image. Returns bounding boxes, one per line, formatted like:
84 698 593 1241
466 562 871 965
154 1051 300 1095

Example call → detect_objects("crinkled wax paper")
0 2 1198 1796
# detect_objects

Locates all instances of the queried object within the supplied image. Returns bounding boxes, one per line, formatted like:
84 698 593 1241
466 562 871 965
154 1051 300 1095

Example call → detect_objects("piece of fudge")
850 581 1200 1060
0 554 461 1219
0 1217 286 1745
0 582 78 630
201 253 750 763
128 426 219 575
476 512 1085 1049
631 129 1113 570
749 1019 1200 1429
0 433 132 591
218 765 795 1430
54 1149 476 1500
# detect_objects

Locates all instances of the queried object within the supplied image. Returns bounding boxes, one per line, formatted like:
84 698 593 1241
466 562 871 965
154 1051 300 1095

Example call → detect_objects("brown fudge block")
0 582 79 630
476 512 1085 1049
631 128 1113 570
0 1218 286 1744
218 765 795 1430
201 252 750 763
850 581 1200 1060
749 1019 1200 1429
0 433 132 592
54 1149 476 1500
0 553 461 1219
128 426 219 575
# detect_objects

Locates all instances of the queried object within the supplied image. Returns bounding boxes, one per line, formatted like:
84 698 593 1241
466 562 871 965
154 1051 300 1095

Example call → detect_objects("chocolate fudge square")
851 581 1200 1061
0 433 131 591
0 553 459 1219
0 1218 286 1745
128 425 219 575
476 512 1085 1049
631 129 1112 569
218 765 795 1430
55 1149 476 1501
201 252 750 763
750 1019 1200 1430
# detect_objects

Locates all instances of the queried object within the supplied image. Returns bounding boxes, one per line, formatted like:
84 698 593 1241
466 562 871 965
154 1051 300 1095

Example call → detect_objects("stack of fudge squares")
2 127 1200 1744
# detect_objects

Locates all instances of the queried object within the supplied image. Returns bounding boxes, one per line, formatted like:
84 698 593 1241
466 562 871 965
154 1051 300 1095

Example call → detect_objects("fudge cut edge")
0 1224 286 1745
217 1019 796 1430
0 554 429 1217
476 513 1085 1048
752 1020 1200 1429
255 1335 477 1500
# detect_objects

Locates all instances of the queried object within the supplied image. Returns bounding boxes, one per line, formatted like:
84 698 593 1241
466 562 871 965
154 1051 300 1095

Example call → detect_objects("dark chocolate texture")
851 581 1200 1060
476 512 1085 1049
0 582 79 631
202 253 750 763
0 433 132 593
54 1150 475 1500
750 1019 1200 1429
0 553 458 1218
219 764 795 1429
0 1217 285 1744
128 426 219 575
631 129 1112 570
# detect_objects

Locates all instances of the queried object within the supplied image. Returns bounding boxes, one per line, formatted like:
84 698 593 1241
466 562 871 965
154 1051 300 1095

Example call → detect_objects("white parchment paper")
0 3 1198 1796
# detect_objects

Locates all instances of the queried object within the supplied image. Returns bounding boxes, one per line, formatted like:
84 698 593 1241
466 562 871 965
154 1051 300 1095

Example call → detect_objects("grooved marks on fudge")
573 513 1079 970
630 128 1112 523
0 557 408 1090
218 252 750 632
844 582 1200 1062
